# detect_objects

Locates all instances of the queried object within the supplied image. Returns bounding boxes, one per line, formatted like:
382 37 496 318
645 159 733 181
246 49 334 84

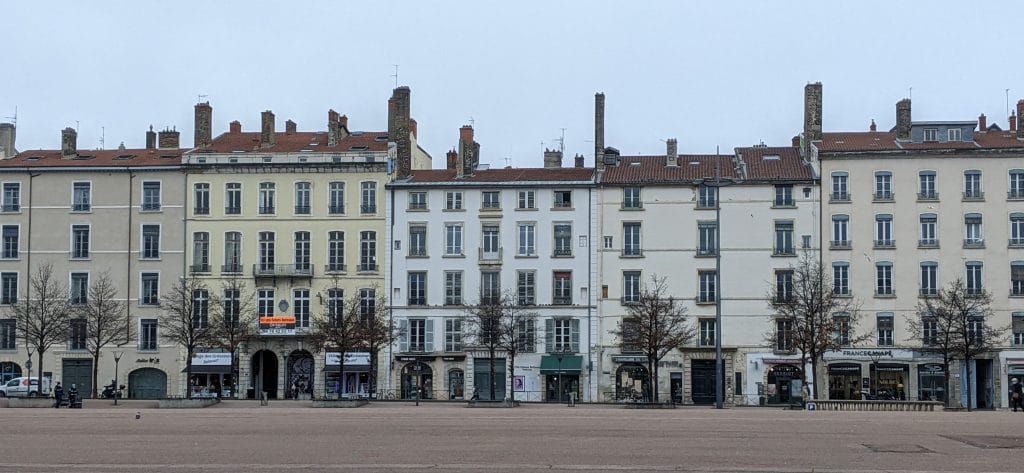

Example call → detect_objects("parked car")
0 377 51 397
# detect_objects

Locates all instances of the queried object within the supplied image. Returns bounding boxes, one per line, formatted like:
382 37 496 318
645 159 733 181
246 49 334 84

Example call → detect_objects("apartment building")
806 82 1024 408
387 126 597 402
0 125 185 398
182 87 430 399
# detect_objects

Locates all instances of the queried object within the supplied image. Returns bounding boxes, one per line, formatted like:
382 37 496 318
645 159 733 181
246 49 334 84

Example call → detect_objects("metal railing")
252 264 314 277
190 264 211 273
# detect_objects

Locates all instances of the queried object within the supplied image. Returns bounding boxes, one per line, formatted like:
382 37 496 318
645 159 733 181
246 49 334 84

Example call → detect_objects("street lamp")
26 347 34 389
113 351 124 405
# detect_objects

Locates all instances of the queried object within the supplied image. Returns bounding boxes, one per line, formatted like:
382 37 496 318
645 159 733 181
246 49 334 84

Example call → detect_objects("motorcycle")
101 383 125 399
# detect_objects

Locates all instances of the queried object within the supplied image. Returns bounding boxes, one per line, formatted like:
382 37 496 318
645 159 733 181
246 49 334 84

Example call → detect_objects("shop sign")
396 356 435 362
441 356 465 361
192 353 232 366
612 355 647 364
259 315 296 336
325 352 371 366
823 349 914 361
658 360 682 368
919 363 945 373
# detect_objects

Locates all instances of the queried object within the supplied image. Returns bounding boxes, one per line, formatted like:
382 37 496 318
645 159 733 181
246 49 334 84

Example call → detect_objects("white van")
0 377 51 397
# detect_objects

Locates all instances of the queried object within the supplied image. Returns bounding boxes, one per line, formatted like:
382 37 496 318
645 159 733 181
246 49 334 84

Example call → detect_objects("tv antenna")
198 94 208 103
100 126 105 149
1007 89 1011 119
468 116 475 127
3 107 16 126
908 87 912 101
554 128 566 154
392 65 399 88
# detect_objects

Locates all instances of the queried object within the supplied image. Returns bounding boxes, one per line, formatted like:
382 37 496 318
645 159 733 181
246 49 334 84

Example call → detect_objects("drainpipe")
586 185 593 403
386 184 395 394
26 172 40 329
126 169 135 342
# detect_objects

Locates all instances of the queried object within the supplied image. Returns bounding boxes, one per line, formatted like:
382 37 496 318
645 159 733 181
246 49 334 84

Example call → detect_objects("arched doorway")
0 362 22 384
251 350 279 399
128 368 167 399
286 350 314 399
615 363 649 401
767 364 802 403
401 362 433 399
448 369 464 400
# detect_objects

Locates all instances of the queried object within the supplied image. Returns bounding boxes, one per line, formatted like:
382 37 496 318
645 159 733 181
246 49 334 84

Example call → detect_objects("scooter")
101 383 124 399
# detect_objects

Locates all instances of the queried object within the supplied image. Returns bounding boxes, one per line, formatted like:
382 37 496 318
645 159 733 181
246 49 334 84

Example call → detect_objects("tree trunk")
942 359 951 408
368 349 378 399
649 359 657 403
508 353 515 402
810 358 819 400
185 355 193 399
91 352 101 399
489 351 496 401
37 350 45 395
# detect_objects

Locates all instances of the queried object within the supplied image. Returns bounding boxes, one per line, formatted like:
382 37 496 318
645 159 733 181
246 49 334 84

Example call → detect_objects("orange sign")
260 315 296 335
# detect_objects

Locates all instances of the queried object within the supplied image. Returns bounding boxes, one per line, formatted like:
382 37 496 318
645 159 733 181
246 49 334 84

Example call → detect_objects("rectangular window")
831 173 849 201
293 289 309 328
831 215 849 248
192 232 210 273
360 181 377 214
141 224 160 259
553 223 572 256
698 270 717 303
258 232 275 272
517 270 535 306
72 182 91 211
192 289 209 329
622 222 642 256
225 183 242 214
774 185 794 206
1014 313 1024 346
877 314 894 346
408 272 426 305
445 318 462 352
193 183 210 215
258 182 275 214
517 223 535 256
0 318 15 349
1 225 18 259
620 318 641 353
481 191 501 209
359 231 377 271
919 214 938 247
68 318 86 350
622 271 641 304
874 172 893 200
922 316 938 346
1 272 18 305
553 190 572 208
833 262 849 295
223 232 242 273
294 182 311 214
948 128 962 142
875 215 893 247
775 318 794 352
406 191 427 211
1 183 20 212
405 225 426 257
774 221 794 255
139 319 158 351
359 288 376 324
517 318 536 353
445 191 463 210
327 231 345 272
697 185 717 208
325 288 343 324
923 128 938 142
1010 171 1024 199
517 190 535 209
775 270 794 303
697 221 717 256
920 263 938 296
408 319 427 352
699 319 716 347
141 181 161 211
257 289 274 318
294 232 310 272
553 271 572 305
966 262 984 295
622 187 641 209
1012 214 1024 246
444 271 463 306
550 318 579 353
875 263 893 296
919 172 937 200
70 272 89 305
968 317 984 344
329 182 345 214
71 225 90 259
140 273 159 306
480 271 501 304
964 214 983 246
964 171 983 199
481 225 500 260
1012 263 1024 296
223 289 240 327
445 224 464 256
834 313 851 346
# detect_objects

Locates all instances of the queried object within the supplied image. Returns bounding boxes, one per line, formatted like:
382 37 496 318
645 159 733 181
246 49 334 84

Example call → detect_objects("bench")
808 400 942 412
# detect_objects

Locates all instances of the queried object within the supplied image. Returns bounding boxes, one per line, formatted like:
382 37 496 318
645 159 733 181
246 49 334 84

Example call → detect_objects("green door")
128 368 167 399
62 359 93 397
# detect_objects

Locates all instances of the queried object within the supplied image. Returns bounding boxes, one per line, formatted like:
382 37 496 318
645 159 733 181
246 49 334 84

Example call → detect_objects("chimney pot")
194 102 212 147
145 125 157 149
869 119 877 132
543 148 563 168
1017 100 1024 138
446 149 458 170
61 127 78 157
1011 112 1018 132
595 92 605 170
896 99 912 140
409 118 417 139
158 128 180 149
285 119 297 134
0 122 15 159
574 154 584 168
459 125 474 144
339 115 348 129
666 138 678 167
978 113 987 132
791 135 800 147
260 110 276 148
229 121 241 134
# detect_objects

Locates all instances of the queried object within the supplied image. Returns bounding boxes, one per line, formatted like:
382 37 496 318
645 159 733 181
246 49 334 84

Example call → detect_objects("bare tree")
207 277 257 398
497 295 538 403
611 275 695 403
355 287 397 399
908 278 1005 410
464 295 505 401
309 287 362 397
765 252 866 399
74 271 129 398
161 277 215 398
11 262 71 394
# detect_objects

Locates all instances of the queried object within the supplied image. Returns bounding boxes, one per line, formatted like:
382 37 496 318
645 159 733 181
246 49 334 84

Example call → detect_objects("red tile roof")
193 131 390 154
401 167 594 184
818 131 1024 153
734 146 815 181
602 155 738 184
0 148 183 168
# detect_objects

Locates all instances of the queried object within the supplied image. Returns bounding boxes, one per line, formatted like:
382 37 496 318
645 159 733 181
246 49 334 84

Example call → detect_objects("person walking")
53 382 64 408
1011 378 1023 412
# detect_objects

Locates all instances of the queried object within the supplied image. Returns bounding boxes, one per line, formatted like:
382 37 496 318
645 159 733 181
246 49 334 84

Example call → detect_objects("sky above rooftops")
3 0 1021 168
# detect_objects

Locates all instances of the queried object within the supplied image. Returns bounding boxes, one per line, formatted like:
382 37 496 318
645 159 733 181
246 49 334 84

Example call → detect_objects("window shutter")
425 319 434 352
571 319 580 353
399 319 408 352
545 318 554 353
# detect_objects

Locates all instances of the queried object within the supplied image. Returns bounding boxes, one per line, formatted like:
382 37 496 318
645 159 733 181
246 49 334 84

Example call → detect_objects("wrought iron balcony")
189 264 211 274
252 264 313 278
221 264 243 274
325 263 347 273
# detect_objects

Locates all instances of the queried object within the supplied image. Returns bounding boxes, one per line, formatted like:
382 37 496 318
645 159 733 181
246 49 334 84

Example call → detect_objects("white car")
0 377 51 397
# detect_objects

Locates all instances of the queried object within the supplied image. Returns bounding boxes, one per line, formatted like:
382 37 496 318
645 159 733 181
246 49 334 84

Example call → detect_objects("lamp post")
26 347 34 392
113 351 124 405
555 351 564 403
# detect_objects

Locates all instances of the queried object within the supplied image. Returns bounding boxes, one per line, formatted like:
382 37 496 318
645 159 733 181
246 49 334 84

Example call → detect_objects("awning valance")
539 355 583 375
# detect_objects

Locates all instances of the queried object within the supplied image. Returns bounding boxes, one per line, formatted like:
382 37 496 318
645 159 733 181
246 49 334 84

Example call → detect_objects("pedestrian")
801 383 811 407
53 382 64 408
1011 378 1023 412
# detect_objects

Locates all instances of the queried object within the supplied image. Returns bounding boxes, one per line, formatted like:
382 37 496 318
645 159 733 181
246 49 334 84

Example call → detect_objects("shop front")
0 361 22 384
188 352 234 398
324 352 370 399
827 363 862 400
611 356 649 402
870 363 908 400
766 364 802 404
472 358 505 401
540 355 581 402
1000 353 1024 409
400 358 435 399
917 363 946 402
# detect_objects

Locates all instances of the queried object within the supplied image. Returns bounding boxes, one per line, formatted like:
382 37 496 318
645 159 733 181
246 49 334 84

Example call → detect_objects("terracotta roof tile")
403 167 594 184
194 131 390 154
0 148 183 168
734 146 815 180
601 155 738 184
819 131 1024 153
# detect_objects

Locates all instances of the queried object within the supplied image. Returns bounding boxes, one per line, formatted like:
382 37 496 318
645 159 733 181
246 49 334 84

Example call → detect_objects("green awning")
539 355 583 375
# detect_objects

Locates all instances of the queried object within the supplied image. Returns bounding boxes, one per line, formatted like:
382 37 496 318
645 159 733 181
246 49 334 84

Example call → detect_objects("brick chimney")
1017 100 1024 138
409 118 418 139
544 149 563 168
869 119 877 132
574 154 584 168
802 82 822 156
285 120 296 134
896 99 912 141
158 127 180 149
0 122 14 159
457 125 479 178
446 149 458 170
1012 112 1018 133
339 115 348 129
327 109 348 146
260 110 275 148
791 136 800 147
595 92 605 170
145 125 156 149
666 138 678 167
229 121 241 134
194 102 212 147
388 87 412 179
61 127 77 157
978 114 987 132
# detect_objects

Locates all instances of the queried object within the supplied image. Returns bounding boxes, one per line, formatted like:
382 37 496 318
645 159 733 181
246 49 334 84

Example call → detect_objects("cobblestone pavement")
2 402 1022 473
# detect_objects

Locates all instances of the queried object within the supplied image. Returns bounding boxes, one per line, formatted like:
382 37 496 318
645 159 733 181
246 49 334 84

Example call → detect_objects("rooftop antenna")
1007 89 1011 118
557 128 566 154
197 94 208 103
100 126 105 149
468 116 475 127
504 157 511 167
392 65 399 88
3 107 16 126
75 120 80 131
908 87 913 101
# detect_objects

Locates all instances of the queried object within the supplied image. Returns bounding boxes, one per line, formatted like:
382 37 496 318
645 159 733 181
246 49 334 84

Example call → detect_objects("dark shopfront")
870 363 908 400
918 363 945 402
540 355 582 402
767 364 802 404
828 363 861 400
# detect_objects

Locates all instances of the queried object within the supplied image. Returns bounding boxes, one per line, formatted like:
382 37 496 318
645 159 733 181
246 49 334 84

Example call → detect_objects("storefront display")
189 352 234 398
918 363 945 402
870 363 908 400
767 364 802 404
828 363 861 400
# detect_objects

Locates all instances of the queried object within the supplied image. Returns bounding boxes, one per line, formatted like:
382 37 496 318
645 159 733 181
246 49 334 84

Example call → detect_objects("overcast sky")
3 1 1022 167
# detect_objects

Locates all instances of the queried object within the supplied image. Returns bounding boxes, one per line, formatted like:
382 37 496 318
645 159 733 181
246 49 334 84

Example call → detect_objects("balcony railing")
873 192 894 201
1010 190 1024 200
918 238 939 248
325 263 347 273
221 263 243 274
194 206 210 215
830 240 851 249
696 247 718 256
252 264 314 278
773 247 796 256
478 247 502 262
963 238 985 248
621 248 643 257
190 264 211 273
258 206 275 214
553 247 572 257
917 191 939 201
552 296 572 306
72 203 91 212
963 191 985 201
141 203 161 211
919 288 938 297
408 247 427 257
360 204 377 214
830 192 850 203
1011 238 1024 248
225 206 241 215
358 263 378 272
294 205 311 215
328 205 345 214
873 239 895 249
1 204 20 212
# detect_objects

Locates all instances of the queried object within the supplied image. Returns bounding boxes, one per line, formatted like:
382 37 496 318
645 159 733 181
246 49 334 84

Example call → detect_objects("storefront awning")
323 364 370 373
183 365 232 374
539 355 583 375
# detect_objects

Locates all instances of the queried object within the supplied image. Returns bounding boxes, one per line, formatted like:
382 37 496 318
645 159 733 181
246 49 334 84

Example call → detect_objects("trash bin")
759 396 766 406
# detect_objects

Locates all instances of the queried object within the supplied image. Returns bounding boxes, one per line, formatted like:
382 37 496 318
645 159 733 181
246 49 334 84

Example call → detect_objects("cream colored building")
182 87 430 399
0 125 186 398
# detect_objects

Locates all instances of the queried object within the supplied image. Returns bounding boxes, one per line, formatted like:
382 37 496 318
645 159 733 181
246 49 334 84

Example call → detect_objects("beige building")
182 87 430 399
807 82 1024 408
0 125 186 398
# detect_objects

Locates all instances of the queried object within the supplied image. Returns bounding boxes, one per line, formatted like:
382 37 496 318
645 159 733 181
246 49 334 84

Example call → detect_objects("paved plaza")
1 402 1022 473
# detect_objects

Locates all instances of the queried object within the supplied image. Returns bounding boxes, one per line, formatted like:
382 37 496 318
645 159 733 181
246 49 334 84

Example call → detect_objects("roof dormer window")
948 128 962 142
923 128 938 142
